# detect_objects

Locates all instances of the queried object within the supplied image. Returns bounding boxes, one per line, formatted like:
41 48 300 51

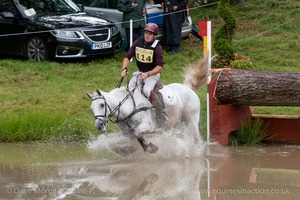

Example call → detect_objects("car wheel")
26 37 48 62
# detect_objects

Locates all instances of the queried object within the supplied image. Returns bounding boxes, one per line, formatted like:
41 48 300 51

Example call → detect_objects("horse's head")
86 89 110 131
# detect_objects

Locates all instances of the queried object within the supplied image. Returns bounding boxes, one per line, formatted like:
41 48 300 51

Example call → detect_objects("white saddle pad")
159 86 177 107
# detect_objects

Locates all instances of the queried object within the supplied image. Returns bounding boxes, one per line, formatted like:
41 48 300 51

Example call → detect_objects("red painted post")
208 75 253 144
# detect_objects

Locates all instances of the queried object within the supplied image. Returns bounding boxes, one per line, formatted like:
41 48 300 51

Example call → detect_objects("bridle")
91 95 112 120
91 76 152 125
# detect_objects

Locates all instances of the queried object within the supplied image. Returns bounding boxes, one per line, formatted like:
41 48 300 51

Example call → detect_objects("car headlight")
111 25 119 35
50 30 84 39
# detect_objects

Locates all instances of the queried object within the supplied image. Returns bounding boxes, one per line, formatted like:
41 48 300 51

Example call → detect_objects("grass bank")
0 0 299 142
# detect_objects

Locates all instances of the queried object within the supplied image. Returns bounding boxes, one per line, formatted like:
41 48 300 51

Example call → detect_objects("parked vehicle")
0 0 122 61
73 0 193 41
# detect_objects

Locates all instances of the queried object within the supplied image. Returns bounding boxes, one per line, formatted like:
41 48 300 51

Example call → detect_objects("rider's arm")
147 65 163 76
122 57 130 71
140 44 164 79
121 40 138 76
140 65 163 80
154 44 163 68
121 57 129 77
125 40 138 61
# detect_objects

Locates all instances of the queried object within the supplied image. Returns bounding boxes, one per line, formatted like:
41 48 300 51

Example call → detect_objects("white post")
206 21 212 144
205 158 211 198
130 19 133 47
130 19 133 62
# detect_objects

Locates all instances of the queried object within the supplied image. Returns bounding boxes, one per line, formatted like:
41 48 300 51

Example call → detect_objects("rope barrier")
235 16 299 42
0 2 219 37
0 1 297 46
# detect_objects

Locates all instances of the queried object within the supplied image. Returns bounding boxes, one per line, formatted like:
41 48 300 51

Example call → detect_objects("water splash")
87 127 206 159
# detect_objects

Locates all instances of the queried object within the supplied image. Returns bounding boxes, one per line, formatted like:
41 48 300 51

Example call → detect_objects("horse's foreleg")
187 121 201 145
137 137 159 153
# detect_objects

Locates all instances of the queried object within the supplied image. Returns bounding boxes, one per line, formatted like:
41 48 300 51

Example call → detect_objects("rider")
121 23 167 126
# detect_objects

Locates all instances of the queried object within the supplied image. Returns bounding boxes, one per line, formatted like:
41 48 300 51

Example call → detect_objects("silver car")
74 0 193 40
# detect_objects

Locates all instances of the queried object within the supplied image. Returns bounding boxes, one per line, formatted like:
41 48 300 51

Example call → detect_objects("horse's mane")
92 86 125 95
111 86 126 93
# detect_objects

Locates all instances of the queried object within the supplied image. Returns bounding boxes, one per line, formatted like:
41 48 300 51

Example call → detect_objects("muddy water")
0 140 300 199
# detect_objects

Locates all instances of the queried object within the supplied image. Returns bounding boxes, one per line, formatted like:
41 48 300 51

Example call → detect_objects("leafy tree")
213 0 237 66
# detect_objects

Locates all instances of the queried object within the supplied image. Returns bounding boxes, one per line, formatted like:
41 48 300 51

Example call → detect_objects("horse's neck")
107 87 150 116
105 88 126 107
129 88 151 106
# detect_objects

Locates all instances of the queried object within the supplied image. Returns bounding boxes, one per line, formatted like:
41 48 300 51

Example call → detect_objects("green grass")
229 118 271 146
191 0 300 116
0 0 299 142
0 111 90 142
191 0 300 71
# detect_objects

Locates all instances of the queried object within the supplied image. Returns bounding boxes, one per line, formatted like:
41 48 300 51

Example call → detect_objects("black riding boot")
149 91 167 128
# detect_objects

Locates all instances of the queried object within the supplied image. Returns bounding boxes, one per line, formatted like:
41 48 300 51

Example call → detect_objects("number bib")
135 47 154 64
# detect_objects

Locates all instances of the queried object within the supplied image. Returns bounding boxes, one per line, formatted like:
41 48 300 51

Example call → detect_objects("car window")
16 0 82 16
108 0 117 8
77 0 117 9
90 0 106 7
0 0 20 16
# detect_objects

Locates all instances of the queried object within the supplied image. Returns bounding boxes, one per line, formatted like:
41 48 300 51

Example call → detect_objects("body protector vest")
135 38 160 72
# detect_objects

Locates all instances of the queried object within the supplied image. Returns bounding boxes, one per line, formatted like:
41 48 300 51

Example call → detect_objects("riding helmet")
144 23 159 35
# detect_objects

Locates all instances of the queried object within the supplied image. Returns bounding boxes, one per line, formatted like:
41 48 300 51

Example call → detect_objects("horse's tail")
182 53 209 91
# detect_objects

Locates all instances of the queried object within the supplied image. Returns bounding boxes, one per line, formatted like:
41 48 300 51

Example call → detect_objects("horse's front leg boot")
134 131 143 138
145 142 159 153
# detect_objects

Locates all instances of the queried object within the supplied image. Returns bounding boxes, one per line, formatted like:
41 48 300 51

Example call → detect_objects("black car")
0 0 122 61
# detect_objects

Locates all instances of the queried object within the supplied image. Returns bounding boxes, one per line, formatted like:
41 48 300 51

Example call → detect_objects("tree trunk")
214 69 300 106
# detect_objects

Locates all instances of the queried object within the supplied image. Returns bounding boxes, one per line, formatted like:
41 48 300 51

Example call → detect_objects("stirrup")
156 112 168 128
161 112 168 121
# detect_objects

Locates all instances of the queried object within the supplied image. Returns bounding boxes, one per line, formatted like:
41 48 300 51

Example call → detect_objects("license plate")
91 42 112 50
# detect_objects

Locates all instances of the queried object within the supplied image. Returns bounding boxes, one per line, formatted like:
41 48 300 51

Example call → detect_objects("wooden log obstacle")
208 69 300 144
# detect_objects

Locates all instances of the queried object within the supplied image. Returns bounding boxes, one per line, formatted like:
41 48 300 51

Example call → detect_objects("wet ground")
0 138 300 200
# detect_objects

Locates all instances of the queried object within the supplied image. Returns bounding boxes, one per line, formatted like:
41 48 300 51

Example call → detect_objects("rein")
96 76 152 124
107 87 136 122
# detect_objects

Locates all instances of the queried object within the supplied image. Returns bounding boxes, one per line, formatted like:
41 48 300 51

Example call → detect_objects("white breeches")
129 71 160 98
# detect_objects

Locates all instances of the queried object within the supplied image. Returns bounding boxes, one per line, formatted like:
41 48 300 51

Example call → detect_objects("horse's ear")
96 88 102 96
85 92 93 99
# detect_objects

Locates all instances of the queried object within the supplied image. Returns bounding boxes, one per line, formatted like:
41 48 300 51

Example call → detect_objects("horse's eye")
100 103 105 108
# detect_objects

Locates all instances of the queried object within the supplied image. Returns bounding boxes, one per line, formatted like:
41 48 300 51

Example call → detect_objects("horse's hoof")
112 146 137 156
144 173 159 184
145 142 159 153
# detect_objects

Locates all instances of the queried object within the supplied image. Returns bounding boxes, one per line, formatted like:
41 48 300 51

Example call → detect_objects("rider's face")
144 31 155 43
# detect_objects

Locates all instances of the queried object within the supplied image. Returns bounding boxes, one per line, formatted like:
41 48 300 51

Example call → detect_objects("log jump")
209 69 300 144
214 69 300 106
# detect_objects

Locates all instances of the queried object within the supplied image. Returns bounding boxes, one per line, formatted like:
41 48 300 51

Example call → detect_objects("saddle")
142 80 177 107
153 80 164 92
